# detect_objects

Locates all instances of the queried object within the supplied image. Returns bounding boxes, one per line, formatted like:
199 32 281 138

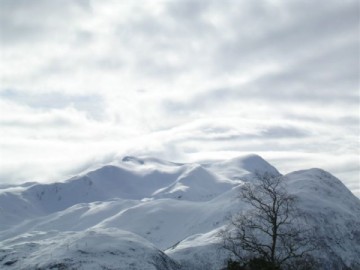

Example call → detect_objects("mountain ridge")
0 154 359 269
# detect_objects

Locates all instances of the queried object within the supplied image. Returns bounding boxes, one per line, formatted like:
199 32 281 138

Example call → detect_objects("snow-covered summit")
204 154 280 180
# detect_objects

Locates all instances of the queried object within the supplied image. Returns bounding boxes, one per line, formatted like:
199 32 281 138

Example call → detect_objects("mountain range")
0 154 359 269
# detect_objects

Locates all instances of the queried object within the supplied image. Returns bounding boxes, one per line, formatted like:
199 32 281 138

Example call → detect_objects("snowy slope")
0 155 240 229
204 154 280 180
0 154 359 269
0 228 180 270
166 168 360 269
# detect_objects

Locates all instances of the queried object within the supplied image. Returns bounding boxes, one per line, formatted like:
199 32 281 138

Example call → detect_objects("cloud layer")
0 0 359 196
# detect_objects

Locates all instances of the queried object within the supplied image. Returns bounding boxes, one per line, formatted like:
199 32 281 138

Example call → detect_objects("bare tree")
220 173 316 270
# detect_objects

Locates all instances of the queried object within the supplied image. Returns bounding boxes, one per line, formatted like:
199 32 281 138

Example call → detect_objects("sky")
0 0 359 196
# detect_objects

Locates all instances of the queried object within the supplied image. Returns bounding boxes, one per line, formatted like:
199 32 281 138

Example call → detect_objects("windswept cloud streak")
0 0 359 196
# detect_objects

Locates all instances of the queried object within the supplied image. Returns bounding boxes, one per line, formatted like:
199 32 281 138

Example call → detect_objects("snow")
0 228 180 270
204 154 281 180
0 154 359 269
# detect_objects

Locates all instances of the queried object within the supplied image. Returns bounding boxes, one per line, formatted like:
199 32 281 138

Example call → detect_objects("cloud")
0 89 104 119
0 0 358 196
260 126 308 139
0 0 91 45
213 0 358 70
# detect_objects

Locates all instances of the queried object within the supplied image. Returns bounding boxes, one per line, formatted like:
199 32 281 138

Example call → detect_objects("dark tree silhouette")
220 173 316 270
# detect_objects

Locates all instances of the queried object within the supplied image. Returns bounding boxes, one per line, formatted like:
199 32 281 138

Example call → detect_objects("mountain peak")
207 154 281 179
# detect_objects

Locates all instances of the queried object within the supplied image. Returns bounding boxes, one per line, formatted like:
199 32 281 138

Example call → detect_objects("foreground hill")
0 154 359 269
0 228 180 270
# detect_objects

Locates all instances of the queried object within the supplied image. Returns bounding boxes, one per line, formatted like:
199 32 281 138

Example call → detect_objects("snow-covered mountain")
0 154 359 269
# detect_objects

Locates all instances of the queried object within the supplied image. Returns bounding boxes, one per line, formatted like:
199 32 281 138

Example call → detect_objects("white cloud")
0 0 358 196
